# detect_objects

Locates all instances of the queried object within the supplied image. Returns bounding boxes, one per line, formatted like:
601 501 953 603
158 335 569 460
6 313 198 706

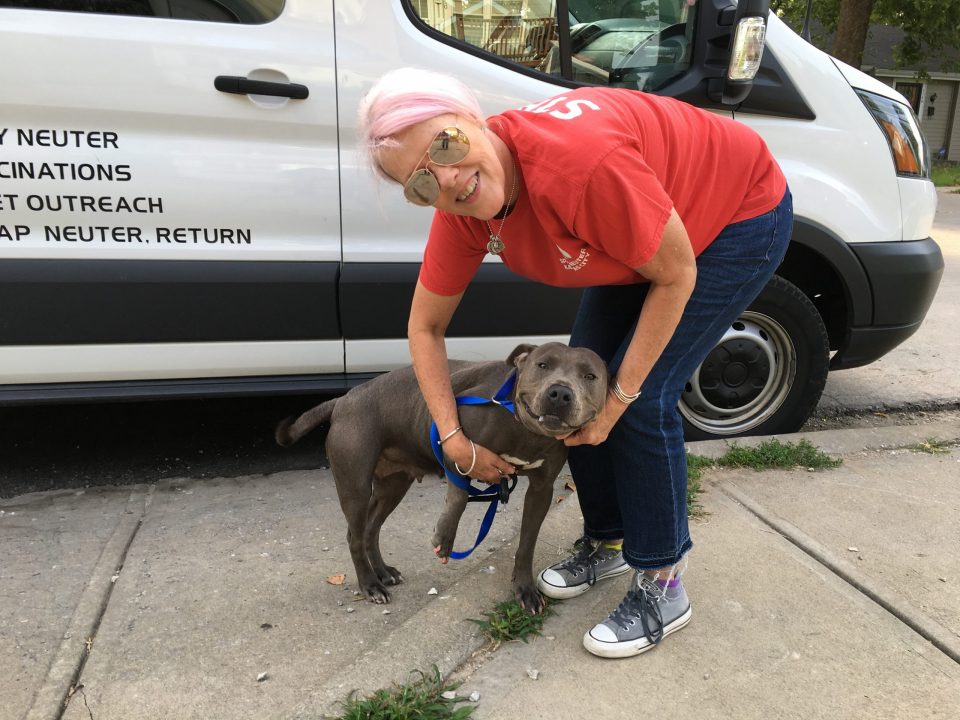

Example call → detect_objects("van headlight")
856 90 931 178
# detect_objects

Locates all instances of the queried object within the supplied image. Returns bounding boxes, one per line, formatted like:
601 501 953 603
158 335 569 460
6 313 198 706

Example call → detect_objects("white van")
0 0 943 440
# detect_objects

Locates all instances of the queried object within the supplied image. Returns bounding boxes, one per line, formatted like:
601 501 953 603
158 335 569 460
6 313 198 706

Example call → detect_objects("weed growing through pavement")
686 438 841 511
469 598 556 650
335 665 475 720
713 438 841 471
911 438 954 455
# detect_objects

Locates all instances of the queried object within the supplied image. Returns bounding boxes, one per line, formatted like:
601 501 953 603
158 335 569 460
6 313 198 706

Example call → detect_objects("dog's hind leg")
365 472 415 586
431 482 469 564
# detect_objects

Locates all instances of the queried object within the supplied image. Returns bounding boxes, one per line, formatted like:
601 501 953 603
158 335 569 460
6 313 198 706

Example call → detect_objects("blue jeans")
568 189 793 570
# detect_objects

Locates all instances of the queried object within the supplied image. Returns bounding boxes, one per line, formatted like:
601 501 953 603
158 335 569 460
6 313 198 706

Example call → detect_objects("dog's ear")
506 343 537 367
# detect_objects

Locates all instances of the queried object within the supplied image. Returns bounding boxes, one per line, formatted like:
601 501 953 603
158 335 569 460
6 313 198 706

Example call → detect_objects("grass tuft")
912 438 953 455
714 438 841 471
932 161 960 188
335 665 475 720
468 598 555 650
686 453 713 517
686 437 841 510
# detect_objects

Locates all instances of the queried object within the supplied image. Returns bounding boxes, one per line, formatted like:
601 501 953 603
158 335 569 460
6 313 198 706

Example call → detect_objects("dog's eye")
584 373 597 381
537 362 548 370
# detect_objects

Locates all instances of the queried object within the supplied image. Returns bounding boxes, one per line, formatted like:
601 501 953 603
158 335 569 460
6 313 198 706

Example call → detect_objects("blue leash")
429 372 518 559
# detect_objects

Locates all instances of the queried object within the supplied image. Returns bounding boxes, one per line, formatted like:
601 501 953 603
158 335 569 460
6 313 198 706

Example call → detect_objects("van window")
409 0 697 93
0 0 284 24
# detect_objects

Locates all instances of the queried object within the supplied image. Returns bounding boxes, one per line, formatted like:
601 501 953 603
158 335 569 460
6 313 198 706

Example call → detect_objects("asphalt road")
1 190 957 499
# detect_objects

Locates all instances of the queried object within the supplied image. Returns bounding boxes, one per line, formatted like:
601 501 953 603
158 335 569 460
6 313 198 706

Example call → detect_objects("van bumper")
830 237 944 369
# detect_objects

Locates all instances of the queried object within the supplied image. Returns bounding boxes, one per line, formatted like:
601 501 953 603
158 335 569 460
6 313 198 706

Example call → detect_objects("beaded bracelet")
611 379 641 404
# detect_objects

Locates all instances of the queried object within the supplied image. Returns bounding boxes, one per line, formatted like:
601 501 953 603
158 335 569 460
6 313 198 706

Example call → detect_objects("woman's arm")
408 281 517 481
563 208 697 447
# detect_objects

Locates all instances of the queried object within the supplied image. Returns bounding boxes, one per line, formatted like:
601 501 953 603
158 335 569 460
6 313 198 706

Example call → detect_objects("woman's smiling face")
377 114 510 221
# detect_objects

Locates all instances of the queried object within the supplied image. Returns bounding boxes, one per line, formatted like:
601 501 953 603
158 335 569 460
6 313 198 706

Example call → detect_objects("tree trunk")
832 0 876 67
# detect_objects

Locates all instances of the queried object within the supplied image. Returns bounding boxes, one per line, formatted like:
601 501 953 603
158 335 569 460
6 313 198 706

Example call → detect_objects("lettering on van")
2 127 257 249
0 225 30 241
0 161 131 182
1 194 162 213
42 226 252 244
0 128 119 149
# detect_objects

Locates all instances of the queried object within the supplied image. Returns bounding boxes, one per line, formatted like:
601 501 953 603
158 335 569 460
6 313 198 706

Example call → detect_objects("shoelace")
558 538 614 586
608 575 666 645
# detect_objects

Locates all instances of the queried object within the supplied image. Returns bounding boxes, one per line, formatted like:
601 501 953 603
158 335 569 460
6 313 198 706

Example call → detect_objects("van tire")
680 275 829 440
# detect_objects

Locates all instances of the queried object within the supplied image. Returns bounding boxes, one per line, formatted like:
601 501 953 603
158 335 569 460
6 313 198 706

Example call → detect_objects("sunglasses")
403 126 471 206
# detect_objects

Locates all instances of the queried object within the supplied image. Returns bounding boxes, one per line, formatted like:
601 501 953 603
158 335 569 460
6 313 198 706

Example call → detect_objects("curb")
25 486 152 720
684 421 960 460
719 481 960 664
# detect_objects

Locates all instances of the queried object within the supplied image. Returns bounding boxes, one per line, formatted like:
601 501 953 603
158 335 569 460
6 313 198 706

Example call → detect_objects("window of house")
410 0 698 93
0 0 284 24
895 82 923 116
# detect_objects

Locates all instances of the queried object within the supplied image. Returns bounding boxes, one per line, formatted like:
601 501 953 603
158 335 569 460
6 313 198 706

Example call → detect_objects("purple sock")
656 578 681 588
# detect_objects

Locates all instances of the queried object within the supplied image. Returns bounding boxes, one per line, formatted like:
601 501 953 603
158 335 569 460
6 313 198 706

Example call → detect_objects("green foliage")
336 666 475 720
686 453 713 517
468 598 555 649
932 163 960 188
715 438 842 471
773 0 960 72
911 438 954 455
688 438 840 477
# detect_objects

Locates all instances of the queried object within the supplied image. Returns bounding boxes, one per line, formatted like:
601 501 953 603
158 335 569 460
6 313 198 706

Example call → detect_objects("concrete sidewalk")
3 421 958 720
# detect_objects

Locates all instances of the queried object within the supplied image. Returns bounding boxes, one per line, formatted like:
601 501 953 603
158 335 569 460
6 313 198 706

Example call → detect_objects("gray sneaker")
537 536 630 599
583 571 692 658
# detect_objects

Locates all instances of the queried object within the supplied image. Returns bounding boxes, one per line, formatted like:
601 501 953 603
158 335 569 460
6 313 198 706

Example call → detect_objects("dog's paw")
377 564 404 586
514 584 547 615
362 581 392 604
432 527 456 561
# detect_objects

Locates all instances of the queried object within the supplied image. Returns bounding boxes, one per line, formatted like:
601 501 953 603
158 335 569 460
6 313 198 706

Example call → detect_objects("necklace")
485 159 518 255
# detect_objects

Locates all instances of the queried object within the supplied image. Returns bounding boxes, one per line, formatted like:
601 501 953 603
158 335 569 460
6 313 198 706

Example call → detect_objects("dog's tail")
275 399 337 447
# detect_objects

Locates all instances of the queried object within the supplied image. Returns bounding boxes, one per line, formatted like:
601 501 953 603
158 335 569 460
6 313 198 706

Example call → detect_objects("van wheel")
680 275 829 440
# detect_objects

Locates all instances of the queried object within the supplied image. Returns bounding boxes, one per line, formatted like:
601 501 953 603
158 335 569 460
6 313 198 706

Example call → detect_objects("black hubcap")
697 339 770 409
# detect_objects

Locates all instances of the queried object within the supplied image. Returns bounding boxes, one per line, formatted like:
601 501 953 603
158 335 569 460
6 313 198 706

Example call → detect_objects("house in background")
860 25 960 162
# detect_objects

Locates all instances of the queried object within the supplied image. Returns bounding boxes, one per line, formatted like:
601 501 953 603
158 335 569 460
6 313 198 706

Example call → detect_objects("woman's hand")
561 393 628 447
443 433 516 483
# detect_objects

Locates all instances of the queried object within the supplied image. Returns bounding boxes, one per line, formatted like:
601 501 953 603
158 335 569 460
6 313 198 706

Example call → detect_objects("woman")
358 67 791 658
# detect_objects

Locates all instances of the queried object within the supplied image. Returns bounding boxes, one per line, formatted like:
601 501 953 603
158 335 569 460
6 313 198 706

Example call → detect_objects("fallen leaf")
326 574 346 585
564 481 576 492
555 496 565 504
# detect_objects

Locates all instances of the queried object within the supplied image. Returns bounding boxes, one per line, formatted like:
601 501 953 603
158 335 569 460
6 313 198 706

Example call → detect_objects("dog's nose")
546 384 573 406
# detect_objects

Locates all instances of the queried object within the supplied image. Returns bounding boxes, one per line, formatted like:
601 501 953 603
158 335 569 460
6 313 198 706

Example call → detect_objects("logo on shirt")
557 244 590 271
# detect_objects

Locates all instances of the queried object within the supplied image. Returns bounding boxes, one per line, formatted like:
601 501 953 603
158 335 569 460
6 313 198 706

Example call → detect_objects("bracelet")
611 379 641 404
454 440 477 477
438 425 463 445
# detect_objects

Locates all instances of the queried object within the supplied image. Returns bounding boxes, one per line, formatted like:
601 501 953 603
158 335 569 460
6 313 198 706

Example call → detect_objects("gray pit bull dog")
275 342 608 613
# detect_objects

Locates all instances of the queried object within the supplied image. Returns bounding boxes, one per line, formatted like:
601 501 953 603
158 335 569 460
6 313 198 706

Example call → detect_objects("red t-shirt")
419 87 786 296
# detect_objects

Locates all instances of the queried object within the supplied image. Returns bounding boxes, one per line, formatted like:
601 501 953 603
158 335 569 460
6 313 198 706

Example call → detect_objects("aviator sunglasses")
403 125 471 206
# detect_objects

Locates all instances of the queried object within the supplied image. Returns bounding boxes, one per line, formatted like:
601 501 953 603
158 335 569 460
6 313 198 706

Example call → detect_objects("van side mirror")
708 0 770 105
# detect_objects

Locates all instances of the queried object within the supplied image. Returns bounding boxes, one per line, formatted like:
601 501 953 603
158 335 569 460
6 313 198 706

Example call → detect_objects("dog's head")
506 342 609 438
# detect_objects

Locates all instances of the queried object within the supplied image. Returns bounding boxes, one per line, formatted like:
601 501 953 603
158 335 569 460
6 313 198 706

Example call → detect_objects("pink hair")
357 67 486 181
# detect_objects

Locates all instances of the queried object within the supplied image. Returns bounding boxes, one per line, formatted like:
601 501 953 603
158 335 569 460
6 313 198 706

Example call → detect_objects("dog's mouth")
518 396 594 437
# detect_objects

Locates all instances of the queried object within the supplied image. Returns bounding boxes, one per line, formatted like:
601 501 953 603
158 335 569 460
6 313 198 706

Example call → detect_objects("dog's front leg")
432 482 468 564
513 465 562 614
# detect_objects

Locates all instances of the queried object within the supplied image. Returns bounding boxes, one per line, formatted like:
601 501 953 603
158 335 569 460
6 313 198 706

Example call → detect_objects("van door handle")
214 76 309 100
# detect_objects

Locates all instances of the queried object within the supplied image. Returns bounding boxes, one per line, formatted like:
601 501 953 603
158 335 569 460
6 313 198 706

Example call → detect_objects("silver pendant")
487 234 505 255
